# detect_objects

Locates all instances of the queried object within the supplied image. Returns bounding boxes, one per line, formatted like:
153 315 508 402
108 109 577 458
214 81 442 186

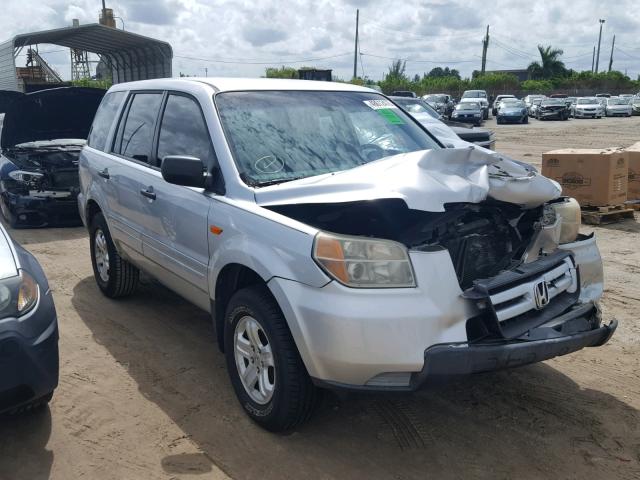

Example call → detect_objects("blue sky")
2 0 639 81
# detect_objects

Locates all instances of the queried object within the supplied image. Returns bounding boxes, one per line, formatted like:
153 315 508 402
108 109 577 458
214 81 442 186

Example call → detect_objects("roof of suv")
108 77 375 94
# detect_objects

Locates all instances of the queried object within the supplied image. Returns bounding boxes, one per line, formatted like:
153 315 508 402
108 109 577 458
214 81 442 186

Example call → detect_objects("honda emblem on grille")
533 281 550 309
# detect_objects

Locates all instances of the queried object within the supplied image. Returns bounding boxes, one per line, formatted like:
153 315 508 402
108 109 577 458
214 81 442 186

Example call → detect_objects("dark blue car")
0 222 58 414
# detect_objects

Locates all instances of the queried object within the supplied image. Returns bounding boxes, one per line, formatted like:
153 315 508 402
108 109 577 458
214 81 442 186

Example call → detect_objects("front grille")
464 251 581 339
489 256 577 322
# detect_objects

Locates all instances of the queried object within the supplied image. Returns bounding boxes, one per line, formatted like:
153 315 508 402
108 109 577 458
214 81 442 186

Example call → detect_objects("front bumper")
270 235 609 390
0 319 59 413
574 110 600 118
538 110 566 119
498 114 525 123
415 308 615 386
1 190 81 228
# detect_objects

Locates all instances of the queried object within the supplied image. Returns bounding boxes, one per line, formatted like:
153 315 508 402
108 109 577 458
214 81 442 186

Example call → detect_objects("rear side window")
157 94 217 169
87 91 125 151
114 92 163 163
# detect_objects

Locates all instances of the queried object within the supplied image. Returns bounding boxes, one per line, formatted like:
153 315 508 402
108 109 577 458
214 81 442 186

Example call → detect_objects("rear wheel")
90 212 139 298
224 285 319 432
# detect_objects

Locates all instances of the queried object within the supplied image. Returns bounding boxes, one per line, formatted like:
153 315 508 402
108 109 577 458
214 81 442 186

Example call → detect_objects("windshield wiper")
254 175 309 187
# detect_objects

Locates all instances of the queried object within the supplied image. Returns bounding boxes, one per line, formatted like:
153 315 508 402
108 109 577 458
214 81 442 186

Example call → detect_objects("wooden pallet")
625 201 640 211
581 204 636 225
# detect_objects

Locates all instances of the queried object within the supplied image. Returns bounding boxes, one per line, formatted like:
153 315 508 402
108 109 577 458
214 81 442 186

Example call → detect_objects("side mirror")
161 155 206 188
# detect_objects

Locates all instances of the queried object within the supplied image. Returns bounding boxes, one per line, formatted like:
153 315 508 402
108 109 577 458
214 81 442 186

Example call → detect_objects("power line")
173 52 351 65
360 52 476 64
614 46 640 60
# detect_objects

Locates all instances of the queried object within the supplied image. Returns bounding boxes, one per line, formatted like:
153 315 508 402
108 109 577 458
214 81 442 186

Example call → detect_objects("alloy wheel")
234 315 276 404
94 229 110 282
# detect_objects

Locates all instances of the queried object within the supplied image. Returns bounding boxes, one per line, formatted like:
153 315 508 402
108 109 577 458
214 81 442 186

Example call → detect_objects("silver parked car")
571 97 604 119
605 97 633 117
78 78 616 431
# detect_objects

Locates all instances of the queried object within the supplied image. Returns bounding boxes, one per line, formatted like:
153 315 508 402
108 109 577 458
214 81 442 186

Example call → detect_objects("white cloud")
1 0 638 82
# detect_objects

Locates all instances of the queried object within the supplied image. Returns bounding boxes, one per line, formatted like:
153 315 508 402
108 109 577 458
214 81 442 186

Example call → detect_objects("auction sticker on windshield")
364 99 405 125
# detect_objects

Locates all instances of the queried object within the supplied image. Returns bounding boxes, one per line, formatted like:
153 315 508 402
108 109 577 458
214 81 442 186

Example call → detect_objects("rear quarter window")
87 91 126 151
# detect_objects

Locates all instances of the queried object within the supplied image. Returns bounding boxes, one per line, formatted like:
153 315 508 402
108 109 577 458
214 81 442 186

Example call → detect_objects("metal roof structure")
0 23 172 91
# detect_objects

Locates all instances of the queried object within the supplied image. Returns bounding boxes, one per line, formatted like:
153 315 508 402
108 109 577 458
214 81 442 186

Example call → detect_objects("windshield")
502 100 525 107
542 99 565 106
457 103 480 110
608 98 628 105
394 98 440 119
425 95 447 103
216 91 440 186
462 91 486 99
577 98 597 105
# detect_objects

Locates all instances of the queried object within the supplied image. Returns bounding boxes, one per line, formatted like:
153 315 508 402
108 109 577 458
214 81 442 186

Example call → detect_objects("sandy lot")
1 116 639 480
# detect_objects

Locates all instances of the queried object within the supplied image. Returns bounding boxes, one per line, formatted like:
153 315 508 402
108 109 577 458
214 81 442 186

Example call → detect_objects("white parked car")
605 97 633 117
461 90 490 119
571 97 604 119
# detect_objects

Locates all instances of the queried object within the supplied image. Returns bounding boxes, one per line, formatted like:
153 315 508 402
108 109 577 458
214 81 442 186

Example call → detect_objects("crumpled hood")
1 87 105 150
255 147 561 212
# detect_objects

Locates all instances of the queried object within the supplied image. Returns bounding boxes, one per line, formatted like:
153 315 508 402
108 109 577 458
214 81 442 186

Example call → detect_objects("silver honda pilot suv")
78 78 616 431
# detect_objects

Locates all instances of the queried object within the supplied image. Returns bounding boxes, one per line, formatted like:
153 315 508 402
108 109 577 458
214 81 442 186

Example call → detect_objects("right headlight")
0 270 39 319
551 197 581 244
313 232 416 288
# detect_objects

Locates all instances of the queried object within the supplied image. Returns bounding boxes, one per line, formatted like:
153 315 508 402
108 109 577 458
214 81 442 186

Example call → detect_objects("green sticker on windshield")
377 108 405 125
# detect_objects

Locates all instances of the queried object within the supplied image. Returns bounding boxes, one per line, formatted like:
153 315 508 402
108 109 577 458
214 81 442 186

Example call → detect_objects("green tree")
527 45 567 79
265 66 299 79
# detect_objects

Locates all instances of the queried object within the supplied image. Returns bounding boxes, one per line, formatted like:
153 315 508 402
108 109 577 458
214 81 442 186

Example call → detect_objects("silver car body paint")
78 78 605 387
254 147 562 212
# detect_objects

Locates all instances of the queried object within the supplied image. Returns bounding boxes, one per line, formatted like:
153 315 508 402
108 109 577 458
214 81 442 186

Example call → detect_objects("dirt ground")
1 116 639 480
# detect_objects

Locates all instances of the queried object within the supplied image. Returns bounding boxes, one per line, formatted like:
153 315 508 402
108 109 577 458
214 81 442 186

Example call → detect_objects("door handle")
98 168 110 179
140 187 156 200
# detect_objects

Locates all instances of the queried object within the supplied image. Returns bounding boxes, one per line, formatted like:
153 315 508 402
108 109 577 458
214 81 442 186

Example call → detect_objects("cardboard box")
541 148 628 207
625 142 640 200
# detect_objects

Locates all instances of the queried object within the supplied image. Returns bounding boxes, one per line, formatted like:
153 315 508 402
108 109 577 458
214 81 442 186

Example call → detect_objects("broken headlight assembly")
0 270 39 319
313 232 416 288
550 197 581 244
8 170 44 186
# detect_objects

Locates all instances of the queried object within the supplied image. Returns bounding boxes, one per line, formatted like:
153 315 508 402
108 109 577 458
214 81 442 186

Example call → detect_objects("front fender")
207 199 330 298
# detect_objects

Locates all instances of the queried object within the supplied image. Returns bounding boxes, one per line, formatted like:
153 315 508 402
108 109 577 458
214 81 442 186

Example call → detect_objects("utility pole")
481 25 490 75
608 34 615 72
595 19 605 73
353 9 359 80
591 46 595 72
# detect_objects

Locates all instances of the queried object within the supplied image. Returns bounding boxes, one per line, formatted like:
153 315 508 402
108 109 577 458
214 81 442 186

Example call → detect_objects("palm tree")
527 45 566 79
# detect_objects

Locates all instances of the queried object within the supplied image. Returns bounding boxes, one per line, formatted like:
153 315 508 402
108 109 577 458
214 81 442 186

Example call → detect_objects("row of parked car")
520 93 640 120
0 80 616 432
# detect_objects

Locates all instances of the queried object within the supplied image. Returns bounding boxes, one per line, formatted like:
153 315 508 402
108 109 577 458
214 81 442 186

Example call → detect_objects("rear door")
107 91 164 258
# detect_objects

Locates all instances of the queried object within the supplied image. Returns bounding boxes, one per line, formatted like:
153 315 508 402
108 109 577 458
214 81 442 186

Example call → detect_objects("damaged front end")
0 142 84 227
261 147 615 387
0 87 104 228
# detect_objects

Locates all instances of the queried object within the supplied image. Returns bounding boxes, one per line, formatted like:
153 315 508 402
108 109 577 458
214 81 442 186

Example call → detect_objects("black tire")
5 392 53 416
224 285 318 432
523 116 528 124
89 212 139 298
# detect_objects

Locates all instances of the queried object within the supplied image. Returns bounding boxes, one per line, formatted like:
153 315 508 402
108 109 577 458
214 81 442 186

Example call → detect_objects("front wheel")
224 285 319 432
90 212 139 298
523 116 528 124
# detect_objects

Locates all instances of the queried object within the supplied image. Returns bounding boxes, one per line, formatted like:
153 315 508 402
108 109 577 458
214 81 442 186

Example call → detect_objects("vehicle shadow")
72 277 640 480
0 407 53 480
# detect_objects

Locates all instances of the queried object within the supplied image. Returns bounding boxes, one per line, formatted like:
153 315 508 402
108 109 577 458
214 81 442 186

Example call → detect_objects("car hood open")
254 147 561 213
0 87 105 150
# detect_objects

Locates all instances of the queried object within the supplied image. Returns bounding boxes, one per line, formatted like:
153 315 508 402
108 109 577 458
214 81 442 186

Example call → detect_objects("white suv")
78 78 616 431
